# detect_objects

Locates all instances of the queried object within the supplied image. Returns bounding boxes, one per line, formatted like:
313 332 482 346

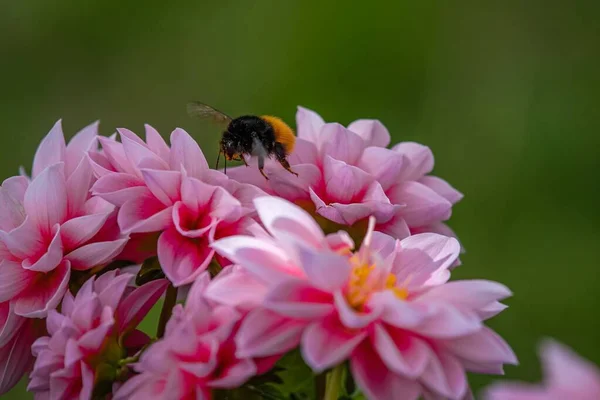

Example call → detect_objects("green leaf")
135 256 165 286
269 349 316 398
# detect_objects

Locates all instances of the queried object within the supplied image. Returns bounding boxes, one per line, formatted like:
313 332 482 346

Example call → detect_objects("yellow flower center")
346 255 408 311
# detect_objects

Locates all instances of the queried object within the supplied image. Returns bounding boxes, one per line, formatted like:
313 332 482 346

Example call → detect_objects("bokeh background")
2 1 599 398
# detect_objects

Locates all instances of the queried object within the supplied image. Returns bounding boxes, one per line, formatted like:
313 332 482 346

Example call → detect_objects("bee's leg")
241 156 249 167
257 155 269 180
215 150 221 170
274 143 298 177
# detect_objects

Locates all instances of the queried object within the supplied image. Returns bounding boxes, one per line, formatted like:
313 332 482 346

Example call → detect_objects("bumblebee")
187 102 298 180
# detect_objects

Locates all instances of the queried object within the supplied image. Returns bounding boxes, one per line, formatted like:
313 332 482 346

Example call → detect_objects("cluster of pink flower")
0 108 597 399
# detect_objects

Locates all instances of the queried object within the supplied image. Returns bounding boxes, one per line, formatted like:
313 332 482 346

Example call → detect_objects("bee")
187 101 298 180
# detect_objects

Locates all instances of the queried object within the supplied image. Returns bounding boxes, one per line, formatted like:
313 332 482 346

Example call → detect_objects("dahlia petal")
117 279 168 332
65 238 128 270
77 318 114 352
32 120 66 179
117 127 147 146
140 168 182 207
296 245 350 291
358 147 404 191
66 156 94 216
145 124 170 161
301 315 367 372
97 136 137 176
118 194 172 234
368 291 426 328
392 142 434 180
483 383 548 400
24 163 68 235
203 266 268 310
60 212 110 251
396 233 461 287
0 322 36 395
287 138 319 165
209 358 257 388
0 180 27 232
412 304 482 339
420 352 467 399
80 363 95 400
0 217 45 259
97 273 132 311
65 121 98 177
64 337 84 367
348 119 391 148
323 156 374 204
329 201 397 226
87 152 115 178
91 173 147 207
121 133 169 170
14 260 70 317
390 181 452 227
236 309 305 358
1 175 28 203
255 196 325 248
23 228 63 272
319 123 365 165
211 236 304 285
0 260 35 302
169 128 209 179
372 324 430 378
417 280 512 311
0 304 25 347
209 187 244 223
540 339 600 392
173 202 214 238
334 291 380 329
158 227 214 287
296 106 325 142
351 341 422 400
419 176 463 205
264 279 334 319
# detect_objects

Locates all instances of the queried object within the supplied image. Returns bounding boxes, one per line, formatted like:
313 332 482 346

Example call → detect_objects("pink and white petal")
358 147 404 191
443 327 517 366
236 309 306 358
389 181 452 227
0 322 36 395
0 260 36 302
0 217 45 259
296 106 325 143
80 363 95 400
172 202 214 238
483 383 549 400
368 291 427 329
263 164 322 203
351 341 422 400
287 138 319 165
32 120 66 179
97 136 137 176
14 260 71 318
295 245 350 292
334 291 381 329
65 239 128 271
117 127 147 146
211 235 304 285
24 163 68 235
325 231 354 253
145 124 170 161
539 339 600 393
65 121 99 177
169 128 209 179
392 142 434 180
96 273 132 310
60 213 110 251
210 187 244 222
2 175 29 204
395 233 460 287
121 133 169 170
91 173 147 207
0 304 25 346
255 196 326 247
412 304 482 339
66 156 94 216
420 352 468 399
157 228 214 287
416 280 512 312
209 358 257 389
301 315 367 372
22 228 63 272
0 183 27 232
323 156 374 204
117 279 169 331
348 119 391 148
264 279 334 319
318 123 365 165
180 177 217 215
419 176 463 205
118 194 172 234
87 152 116 178
371 324 430 378
376 214 411 240
140 169 182 207
203 266 268 310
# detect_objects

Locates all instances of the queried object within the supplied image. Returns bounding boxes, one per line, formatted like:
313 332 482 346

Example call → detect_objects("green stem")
156 284 177 338
324 364 345 400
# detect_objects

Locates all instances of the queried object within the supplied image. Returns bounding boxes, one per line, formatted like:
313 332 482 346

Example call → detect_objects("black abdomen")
226 115 276 153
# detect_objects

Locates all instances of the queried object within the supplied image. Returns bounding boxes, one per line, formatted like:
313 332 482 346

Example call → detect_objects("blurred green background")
2 1 599 398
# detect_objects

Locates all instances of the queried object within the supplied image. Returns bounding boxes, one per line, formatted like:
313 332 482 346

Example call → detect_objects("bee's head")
220 133 241 160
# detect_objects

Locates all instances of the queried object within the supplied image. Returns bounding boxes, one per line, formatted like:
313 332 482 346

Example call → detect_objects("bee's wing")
186 101 233 127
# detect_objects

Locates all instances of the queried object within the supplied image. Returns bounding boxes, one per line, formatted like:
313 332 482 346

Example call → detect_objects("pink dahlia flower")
206 197 516 400
227 107 462 243
0 302 43 394
115 273 278 400
90 126 264 286
485 339 600 400
28 270 168 399
0 121 128 318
